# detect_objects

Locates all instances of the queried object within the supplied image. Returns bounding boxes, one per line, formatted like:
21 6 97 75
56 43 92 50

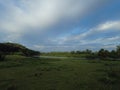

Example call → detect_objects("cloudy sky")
0 0 120 52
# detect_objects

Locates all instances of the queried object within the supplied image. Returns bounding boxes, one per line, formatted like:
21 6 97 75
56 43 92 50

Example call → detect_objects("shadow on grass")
0 62 23 69
0 79 17 90
7 84 17 90
98 69 120 85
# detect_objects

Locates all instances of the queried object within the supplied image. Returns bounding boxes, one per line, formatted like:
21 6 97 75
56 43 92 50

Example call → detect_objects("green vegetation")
0 55 120 90
0 43 120 90
0 52 5 61
42 45 120 60
0 42 40 57
42 51 90 58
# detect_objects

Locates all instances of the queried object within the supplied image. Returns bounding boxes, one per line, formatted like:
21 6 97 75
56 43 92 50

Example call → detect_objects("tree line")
71 45 120 60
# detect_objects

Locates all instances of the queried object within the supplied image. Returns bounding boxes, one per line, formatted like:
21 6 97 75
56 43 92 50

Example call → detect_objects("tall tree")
116 45 120 58
98 49 109 59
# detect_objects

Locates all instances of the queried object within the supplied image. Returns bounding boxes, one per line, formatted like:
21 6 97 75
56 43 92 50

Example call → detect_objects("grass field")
42 52 87 58
0 55 120 90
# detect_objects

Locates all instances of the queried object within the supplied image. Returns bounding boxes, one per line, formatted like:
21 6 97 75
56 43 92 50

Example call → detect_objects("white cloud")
0 0 104 40
31 20 120 51
71 21 120 40
1 0 119 51
97 21 120 31
57 20 120 49
80 36 120 45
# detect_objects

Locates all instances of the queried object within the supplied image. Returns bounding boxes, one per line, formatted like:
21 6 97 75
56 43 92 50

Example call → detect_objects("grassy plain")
42 52 88 58
0 55 120 90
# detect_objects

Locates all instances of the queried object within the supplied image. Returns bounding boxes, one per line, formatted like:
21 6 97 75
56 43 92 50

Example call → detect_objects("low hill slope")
0 42 40 57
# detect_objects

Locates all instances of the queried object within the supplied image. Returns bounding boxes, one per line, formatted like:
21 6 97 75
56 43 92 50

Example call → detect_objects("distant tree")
98 49 106 59
86 52 98 59
116 45 120 58
71 45 120 60
76 51 81 54
110 50 117 59
71 51 76 54
0 52 5 61
117 45 120 51
85 49 92 54
104 50 110 57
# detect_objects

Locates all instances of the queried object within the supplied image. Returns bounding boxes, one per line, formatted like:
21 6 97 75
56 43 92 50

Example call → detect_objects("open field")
0 55 120 90
41 52 88 58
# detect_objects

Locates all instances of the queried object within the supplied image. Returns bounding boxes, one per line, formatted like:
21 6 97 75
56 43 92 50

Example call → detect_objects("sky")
0 0 120 52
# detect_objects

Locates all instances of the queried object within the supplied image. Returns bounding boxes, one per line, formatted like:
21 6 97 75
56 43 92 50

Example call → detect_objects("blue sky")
0 0 120 52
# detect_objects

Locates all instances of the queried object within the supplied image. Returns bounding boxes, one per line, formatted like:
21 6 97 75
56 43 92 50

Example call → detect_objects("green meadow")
0 55 120 90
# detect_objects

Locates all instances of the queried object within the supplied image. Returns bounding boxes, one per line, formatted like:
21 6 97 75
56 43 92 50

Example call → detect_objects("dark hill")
0 42 40 57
